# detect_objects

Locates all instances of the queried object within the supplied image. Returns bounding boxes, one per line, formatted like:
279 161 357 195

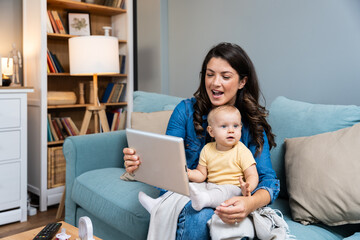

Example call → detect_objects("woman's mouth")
212 90 223 97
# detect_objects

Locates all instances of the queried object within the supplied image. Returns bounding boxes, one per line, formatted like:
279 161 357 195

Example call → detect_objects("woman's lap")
176 201 214 240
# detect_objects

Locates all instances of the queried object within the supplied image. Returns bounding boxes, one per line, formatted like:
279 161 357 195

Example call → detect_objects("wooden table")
2 221 102 240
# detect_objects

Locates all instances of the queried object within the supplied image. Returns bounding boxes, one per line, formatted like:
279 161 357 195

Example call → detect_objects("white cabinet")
0 88 33 225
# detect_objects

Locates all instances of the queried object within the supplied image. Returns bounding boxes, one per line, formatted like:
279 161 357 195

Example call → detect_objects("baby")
139 105 258 212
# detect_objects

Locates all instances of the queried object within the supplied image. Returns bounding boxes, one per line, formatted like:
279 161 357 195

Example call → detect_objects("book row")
47 49 65 73
93 0 126 9
47 10 67 34
107 108 127 131
101 82 126 103
48 109 127 142
47 114 80 142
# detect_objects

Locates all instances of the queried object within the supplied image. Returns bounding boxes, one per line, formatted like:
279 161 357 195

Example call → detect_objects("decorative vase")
79 82 85 104
89 81 94 104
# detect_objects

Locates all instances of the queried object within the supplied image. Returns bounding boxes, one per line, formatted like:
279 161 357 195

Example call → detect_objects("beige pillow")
285 123 360 226
131 111 173 135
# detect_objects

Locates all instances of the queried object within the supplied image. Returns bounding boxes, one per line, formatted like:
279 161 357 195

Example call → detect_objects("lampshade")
1 58 14 76
69 36 119 75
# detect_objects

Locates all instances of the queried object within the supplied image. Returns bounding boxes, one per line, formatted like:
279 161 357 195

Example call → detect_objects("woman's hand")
214 196 255 224
123 147 141 173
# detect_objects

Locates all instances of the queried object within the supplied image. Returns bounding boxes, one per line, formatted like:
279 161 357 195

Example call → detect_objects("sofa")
64 91 360 240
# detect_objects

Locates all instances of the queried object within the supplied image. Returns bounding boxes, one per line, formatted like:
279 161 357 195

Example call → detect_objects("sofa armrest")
64 130 127 225
64 130 127 177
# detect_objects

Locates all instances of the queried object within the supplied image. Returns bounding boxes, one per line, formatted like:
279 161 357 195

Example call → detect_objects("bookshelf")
23 0 134 211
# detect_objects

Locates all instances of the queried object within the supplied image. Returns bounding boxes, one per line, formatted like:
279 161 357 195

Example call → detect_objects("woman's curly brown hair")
193 42 276 156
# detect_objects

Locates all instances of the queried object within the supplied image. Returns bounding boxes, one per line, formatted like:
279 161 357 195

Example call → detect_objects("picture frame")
68 12 91 36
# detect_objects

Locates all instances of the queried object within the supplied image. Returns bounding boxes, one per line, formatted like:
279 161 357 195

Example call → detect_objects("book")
101 82 115 103
47 49 59 73
118 110 127 130
47 10 59 34
51 52 65 73
107 83 118 103
52 119 64 140
114 83 125 102
119 55 126 74
67 117 80 135
118 83 126 102
60 118 73 136
55 117 69 139
111 112 119 131
47 117 54 142
109 83 122 103
46 12 54 34
48 114 59 141
51 10 66 34
47 51 56 73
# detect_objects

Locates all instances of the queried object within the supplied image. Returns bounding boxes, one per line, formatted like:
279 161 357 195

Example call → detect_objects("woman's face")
205 57 246 107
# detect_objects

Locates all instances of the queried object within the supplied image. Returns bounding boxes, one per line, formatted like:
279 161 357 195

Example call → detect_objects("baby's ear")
207 126 214 138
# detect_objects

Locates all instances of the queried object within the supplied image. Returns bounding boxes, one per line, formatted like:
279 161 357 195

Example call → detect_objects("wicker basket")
47 146 66 189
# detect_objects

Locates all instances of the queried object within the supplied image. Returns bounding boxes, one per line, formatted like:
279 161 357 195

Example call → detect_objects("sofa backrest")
268 96 360 198
131 91 184 134
133 91 184 112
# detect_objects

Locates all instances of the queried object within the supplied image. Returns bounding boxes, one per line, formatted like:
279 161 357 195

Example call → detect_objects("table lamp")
1 57 14 86
69 36 119 135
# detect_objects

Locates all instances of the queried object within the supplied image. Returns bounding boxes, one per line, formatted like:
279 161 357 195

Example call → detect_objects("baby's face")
209 111 242 151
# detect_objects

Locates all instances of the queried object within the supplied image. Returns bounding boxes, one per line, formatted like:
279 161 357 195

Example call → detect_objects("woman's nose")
212 74 221 86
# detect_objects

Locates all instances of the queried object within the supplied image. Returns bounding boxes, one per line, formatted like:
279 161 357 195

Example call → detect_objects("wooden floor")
0 205 63 238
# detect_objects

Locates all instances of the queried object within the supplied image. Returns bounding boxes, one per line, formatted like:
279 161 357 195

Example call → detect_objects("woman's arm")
245 130 280 203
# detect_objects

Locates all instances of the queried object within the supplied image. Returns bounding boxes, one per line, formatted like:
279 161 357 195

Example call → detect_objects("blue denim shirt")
166 98 280 203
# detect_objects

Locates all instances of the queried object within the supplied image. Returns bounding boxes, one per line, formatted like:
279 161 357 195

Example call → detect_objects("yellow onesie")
198 141 256 187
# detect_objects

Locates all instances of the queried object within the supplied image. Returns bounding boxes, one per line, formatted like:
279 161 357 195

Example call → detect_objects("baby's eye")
234 124 239 128
221 125 227 128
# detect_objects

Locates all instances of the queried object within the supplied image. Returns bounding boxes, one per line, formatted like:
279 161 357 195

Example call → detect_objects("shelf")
47 73 128 77
47 33 127 43
48 73 127 77
48 140 64 146
47 0 126 15
48 73 127 78
48 102 127 109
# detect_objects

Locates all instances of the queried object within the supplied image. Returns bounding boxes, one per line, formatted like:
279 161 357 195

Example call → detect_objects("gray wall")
0 0 23 84
0 0 22 59
137 0 169 93
138 0 360 106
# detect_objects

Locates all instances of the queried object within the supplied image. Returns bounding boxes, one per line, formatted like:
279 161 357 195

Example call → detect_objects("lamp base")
2 79 11 86
79 105 110 135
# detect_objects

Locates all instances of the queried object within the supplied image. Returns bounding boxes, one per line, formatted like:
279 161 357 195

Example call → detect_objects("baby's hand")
239 177 251 197
187 169 192 178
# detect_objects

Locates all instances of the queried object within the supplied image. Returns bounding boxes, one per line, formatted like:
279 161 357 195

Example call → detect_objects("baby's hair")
207 105 241 126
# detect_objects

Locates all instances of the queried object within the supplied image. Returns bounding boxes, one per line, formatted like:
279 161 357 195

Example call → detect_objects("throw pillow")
285 123 360 226
131 111 173 135
268 96 360 198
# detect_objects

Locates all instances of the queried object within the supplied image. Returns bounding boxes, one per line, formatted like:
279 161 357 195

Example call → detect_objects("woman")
124 42 280 239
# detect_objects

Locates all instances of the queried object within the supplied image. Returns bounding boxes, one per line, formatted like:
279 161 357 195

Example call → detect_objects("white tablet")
126 128 190 196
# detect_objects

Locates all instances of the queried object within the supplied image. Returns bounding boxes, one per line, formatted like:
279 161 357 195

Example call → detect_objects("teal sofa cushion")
133 91 183 112
268 96 360 197
270 199 360 240
71 168 160 240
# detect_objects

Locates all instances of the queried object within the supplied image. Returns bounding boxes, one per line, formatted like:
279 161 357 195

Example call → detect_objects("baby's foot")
189 183 210 211
138 191 162 213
